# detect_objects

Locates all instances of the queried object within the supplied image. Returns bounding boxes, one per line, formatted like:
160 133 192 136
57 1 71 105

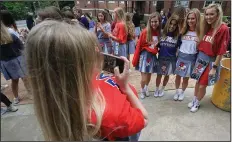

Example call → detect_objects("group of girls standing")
94 7 136 61
132 4 229 113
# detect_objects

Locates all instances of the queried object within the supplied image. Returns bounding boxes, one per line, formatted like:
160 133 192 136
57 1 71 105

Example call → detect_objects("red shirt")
132 28 159 67
91 73 144 140
112 22 127 44
198 24 229 57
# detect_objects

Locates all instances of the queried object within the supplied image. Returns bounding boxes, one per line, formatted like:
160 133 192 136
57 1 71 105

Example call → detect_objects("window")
120 1 124 4
204 1 222 7
153 1 157 6
87 1 91 4
99 1 104 3
108 1 115 3
76 1 79 4
175 1 189 7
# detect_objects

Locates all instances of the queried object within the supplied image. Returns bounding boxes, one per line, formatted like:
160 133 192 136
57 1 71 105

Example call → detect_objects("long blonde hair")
114 7 127 34
181 8 201 38
25 20 105 141
146 12 161 42
1 22 13 45
202 3 223 42
125 13 135 39
162 14 180 39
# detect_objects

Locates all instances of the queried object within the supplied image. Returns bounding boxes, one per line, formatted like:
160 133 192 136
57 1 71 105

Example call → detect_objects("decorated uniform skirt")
135 27 141 37
99 39 113 54
135 50 158 73
175 51 197 77
157 56 177 75
191 51 220 86
0 55 26 80
127 40 136 54
114 42 127 57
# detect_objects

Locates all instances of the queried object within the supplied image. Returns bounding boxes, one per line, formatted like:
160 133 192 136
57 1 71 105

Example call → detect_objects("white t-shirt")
179 31 198 54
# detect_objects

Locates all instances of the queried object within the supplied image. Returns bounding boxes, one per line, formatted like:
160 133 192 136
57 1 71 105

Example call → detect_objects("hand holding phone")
102 53 125 74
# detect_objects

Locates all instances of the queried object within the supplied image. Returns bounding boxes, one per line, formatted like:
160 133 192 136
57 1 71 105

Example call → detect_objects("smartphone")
102 53 125 74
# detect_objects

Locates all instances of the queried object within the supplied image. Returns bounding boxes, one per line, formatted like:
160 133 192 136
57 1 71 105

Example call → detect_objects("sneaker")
173 93 179 101
7 104 18 112
140 92 145 99
178 93 185 101
158 90 164 97
190 102 200 113
188 99 195 108
13 97 20 104
1 84 8 91
154 90 159 97
145 89 150 97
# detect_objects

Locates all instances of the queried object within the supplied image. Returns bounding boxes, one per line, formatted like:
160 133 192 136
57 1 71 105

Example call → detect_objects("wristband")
213 64 218 69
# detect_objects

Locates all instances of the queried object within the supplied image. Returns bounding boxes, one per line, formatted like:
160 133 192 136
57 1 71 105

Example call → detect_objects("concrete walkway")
1 87 230 141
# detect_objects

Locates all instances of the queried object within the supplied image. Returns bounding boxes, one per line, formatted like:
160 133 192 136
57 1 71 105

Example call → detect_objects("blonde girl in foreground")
25 20 148 141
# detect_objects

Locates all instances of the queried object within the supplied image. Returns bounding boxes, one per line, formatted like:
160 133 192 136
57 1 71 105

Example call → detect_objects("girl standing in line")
107 7 128 57
95 10 112 54
125 13 136 62
154 15 180 97
132 12 161 99
189 4 229 112
174 9 201 101
0 22 27 104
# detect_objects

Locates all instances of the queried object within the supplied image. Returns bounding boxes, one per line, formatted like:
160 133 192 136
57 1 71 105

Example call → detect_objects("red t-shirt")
112 22 127 44
198 24 229 57
132 28 159 67
91 73 144 140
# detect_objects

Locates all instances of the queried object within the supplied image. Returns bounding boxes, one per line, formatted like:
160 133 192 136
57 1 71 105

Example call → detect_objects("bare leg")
11 79 19 98
182 77 189 91
196 85 207 101
156 74 162 87
140 72 147 89
175 75 181 89
163 75 170 86
194 82 200 97
146 73 152 85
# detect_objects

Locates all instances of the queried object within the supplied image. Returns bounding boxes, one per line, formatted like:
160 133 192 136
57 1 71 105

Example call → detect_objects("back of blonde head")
202 3 223 41
25 20 105 141
114 7 125 21
181 8 201 38
1 21 12 45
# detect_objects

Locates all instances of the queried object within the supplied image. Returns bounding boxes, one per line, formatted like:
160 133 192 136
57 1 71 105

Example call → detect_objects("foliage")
1 1 75 20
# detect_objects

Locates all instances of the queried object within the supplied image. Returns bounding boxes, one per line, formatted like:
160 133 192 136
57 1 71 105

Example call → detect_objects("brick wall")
75 1 231 17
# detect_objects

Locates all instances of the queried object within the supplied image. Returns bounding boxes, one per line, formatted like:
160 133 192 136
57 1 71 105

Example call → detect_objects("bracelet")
213 64 218 69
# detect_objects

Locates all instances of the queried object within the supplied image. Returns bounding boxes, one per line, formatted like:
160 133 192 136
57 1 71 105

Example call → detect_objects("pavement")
1 86 230 141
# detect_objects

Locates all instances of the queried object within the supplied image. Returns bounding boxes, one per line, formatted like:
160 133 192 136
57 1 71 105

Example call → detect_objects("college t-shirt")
112 22 127 44
179 31 198 54
158 33 178 57
198 24 229 57
91 73 144 140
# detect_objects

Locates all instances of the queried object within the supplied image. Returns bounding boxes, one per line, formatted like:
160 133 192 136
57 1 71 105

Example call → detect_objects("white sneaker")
140 92 145 99
154 90 159 97
190 102 200 113
178 93 185 101
173 93 179 101
158 90 164 97
145 89 150 97
13 97 20 104
188 100 195 108
7 104 18 112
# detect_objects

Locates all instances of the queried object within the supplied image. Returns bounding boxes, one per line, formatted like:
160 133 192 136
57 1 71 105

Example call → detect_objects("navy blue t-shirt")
158 32 180 57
